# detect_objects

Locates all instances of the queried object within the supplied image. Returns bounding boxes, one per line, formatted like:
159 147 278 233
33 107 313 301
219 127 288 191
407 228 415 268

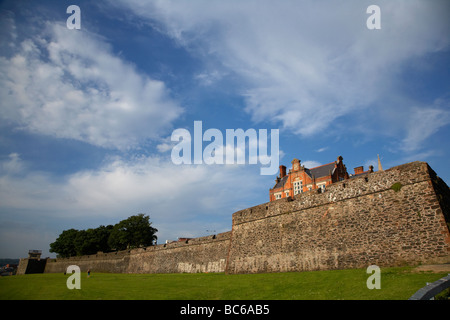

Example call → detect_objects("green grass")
0 266 447 300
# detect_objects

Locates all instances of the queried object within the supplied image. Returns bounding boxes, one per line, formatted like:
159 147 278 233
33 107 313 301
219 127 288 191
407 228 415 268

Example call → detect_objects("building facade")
270 156 351 201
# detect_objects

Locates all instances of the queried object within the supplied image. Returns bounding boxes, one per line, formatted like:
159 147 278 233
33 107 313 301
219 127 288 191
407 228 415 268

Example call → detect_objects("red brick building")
270 156 351 201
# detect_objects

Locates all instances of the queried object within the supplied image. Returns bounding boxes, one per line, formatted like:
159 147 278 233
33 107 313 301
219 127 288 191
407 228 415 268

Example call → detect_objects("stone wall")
21 161 449 275
428 164 450 231
225 161 450 274
126 232 231 274
16 258 28 275
42 232 231 274
43 250 130 274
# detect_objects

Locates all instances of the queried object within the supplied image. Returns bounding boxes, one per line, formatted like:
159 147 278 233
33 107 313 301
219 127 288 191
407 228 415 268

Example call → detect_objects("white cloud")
156 143 173 153
0 21 182 150
110 0 450 149
302 160 322 169
0 153 24 174
195 70 225 86
401 106 450 152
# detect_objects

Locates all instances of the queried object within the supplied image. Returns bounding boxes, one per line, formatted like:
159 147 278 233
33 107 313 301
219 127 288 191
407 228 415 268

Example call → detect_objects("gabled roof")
305 162 335 179
272 175 288 190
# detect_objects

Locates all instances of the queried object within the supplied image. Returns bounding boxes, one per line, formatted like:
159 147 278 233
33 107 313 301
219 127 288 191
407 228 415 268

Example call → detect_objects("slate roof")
305 162 335 179
272 175 288 189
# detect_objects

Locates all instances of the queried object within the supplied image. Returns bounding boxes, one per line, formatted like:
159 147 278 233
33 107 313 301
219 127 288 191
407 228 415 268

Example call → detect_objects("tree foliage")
49 229 79 258
49 214 158 258
108 214 158 251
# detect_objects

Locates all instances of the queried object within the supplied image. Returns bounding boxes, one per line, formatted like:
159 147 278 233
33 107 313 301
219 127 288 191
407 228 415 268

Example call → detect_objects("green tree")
49 228 79 258
49 215 157 257
94 225 115 253
74 225 115 255
108 214 158 250
50 225 115 257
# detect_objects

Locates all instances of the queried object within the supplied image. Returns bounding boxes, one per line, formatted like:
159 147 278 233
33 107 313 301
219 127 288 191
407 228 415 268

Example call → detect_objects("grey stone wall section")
126 232 231 274
43 232 231 274
16 258 28 275
43 250 130 273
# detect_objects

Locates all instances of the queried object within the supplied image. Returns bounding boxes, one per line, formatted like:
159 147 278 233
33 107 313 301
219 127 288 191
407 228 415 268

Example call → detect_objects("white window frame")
318 183 326 192
275 192 282 200
294 180 303 195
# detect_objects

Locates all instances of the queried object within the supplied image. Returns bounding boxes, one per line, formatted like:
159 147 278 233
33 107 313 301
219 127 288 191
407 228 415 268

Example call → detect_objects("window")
275 193 282 200
294 181 303 195
285 191 290 197
318 184 326 192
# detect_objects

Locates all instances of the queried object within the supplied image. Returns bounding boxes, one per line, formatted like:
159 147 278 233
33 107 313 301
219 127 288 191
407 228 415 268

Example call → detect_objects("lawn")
0 266 447 300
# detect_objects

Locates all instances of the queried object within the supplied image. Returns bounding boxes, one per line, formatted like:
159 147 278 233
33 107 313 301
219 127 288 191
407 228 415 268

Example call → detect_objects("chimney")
354 166 364 175
279 165 286 178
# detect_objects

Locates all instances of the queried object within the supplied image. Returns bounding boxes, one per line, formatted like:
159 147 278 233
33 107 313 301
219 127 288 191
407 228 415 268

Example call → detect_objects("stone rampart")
42 232 231 274
22 161 450 275
43 250 130 274
225 161 450 274
127 232 230 273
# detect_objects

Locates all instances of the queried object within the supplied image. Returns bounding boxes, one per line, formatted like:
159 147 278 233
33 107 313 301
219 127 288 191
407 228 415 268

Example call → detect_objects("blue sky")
0 0 449 258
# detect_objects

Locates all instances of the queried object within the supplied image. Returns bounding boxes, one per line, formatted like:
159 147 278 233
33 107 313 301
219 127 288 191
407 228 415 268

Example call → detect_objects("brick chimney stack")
279 165 286 178
354 166 364 175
